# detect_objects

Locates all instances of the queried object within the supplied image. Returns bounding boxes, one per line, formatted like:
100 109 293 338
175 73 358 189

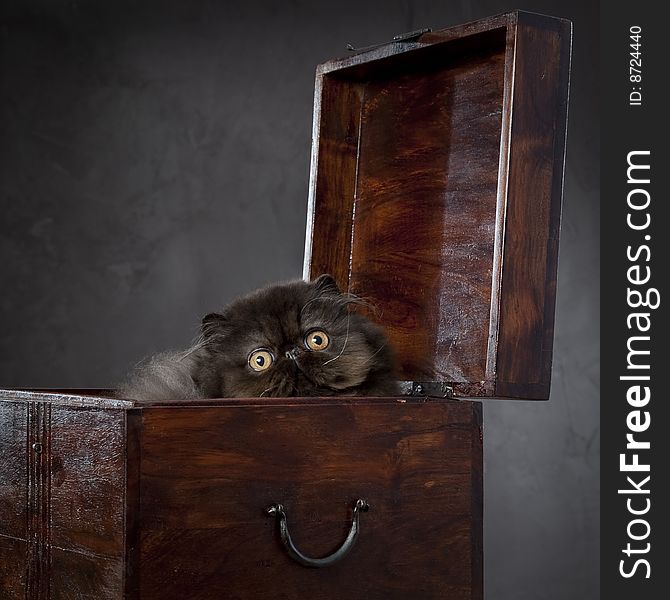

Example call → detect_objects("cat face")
198 275 394 397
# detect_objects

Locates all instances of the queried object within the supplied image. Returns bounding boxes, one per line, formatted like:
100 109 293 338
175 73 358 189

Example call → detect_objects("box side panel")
0 401 28 597
0 399 128 597
305 76 363 286
137 400 481 600
48 406 126 597
0 537 27 599
49 549 124 600
0 401 27 541
495 15 571 399
49 407 126 557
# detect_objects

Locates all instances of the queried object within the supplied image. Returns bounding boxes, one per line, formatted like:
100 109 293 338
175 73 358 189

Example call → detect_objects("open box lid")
303 11 571 400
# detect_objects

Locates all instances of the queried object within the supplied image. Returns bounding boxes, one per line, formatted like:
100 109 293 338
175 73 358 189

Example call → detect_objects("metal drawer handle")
266 499 369 568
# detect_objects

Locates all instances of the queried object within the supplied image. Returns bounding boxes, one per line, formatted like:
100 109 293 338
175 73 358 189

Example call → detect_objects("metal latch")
392 28 432 43
347 28 432 53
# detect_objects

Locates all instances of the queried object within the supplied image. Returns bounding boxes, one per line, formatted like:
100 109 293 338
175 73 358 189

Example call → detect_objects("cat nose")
285 347 300 361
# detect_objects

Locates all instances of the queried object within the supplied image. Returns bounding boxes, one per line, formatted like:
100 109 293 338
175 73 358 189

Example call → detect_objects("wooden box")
0 11 570 600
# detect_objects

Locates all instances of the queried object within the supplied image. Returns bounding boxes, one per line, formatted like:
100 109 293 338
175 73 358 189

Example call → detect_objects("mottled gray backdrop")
0 1 599 598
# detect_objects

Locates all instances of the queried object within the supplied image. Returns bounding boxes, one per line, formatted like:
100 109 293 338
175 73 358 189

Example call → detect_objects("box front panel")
137 400 482 600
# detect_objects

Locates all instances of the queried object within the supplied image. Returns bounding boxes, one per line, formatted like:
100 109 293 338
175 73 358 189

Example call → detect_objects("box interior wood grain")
305 10 571 400
0 11 571 600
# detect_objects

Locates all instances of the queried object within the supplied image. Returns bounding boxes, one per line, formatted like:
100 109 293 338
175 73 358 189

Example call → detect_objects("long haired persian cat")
117 275 397 400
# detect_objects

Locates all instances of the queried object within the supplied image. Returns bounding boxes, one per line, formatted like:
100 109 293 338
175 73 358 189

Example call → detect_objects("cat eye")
304 329 330 351
248 349 274 372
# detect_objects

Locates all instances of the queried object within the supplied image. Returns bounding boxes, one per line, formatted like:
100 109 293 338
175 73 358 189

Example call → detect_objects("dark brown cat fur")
118 275 397 400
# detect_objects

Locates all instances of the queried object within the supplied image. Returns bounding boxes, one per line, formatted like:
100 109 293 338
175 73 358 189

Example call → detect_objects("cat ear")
312 274 341 295
201 312 229 338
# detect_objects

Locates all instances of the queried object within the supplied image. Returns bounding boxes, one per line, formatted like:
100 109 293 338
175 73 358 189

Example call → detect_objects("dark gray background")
0 1 599 598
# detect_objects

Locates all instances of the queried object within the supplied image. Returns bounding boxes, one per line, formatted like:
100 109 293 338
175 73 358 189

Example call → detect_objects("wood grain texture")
0 389 133 409
494 13 572 399
1 393 482 599
349 41 505 386
305 77 363 286
304 11 571 400
49 408 126 558
0 400 28 598
123 411 142 600
50 549 123 600
0 536 27 599
27 402 50 599
0 401 27 541
137 400 482 600
0 397 128 599
317 14 510 76
306 31 506 397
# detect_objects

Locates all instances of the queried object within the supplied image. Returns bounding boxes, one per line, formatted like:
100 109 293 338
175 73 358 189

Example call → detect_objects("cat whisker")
300 294 334 316
322 312 351 366
339 292 381 317
340 292 373 307
362 343 386 365
177 338 210 361
259 387 274 398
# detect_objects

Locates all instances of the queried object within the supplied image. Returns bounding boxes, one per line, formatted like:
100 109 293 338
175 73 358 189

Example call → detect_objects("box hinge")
398 381 455 399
